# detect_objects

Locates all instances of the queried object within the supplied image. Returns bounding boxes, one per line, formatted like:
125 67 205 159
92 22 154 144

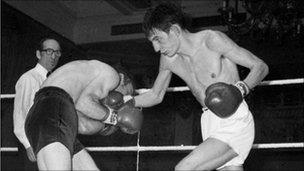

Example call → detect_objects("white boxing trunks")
201 100 255 169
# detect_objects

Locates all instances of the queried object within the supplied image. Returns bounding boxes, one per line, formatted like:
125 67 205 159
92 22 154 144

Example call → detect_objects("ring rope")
136 131 140 171
1 78 303 99
1 142 304 152
1 78 303 153
136 78 304 94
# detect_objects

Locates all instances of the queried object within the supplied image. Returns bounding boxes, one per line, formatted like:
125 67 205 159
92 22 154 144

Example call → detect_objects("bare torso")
165 30 240 105
42 60 116 102
42 60 120 134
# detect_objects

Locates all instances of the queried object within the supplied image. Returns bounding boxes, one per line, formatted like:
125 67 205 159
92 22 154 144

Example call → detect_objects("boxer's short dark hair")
142 2 191 38
113 64 136 95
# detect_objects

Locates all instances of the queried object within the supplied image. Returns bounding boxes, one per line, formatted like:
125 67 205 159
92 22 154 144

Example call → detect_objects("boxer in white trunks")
132 2 269 170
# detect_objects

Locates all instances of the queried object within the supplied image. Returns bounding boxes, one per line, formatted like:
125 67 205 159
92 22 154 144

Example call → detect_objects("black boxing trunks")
25 86 84 156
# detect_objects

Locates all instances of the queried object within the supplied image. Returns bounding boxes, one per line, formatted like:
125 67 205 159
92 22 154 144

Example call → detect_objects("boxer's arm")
207 31 269 89
77 110 105 135
134 67 172 108
75 73 120 121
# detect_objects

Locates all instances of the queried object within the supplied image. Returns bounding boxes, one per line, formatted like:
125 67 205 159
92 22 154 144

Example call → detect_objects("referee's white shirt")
13 63 48 149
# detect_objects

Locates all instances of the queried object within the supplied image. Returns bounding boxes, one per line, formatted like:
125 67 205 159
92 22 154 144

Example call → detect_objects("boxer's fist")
101 95 143 134
204 82 243 118
117 99 143 134
101 91 124 110
100 91 124 125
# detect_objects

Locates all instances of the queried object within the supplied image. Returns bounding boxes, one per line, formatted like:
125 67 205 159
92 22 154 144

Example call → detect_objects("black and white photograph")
1 0 303 170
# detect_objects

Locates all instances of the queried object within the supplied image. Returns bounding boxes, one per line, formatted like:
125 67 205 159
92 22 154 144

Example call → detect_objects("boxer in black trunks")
25 60 142 170
25 87 83 156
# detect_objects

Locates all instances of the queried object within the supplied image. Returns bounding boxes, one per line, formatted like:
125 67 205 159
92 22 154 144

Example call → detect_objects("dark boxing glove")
100 91 124 110
116 99 143 134
100 91 124 125
101 92 143 134
204 81 249 118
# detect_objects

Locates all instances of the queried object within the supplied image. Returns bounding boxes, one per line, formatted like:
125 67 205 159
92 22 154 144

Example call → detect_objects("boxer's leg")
26 88 78 170
72 138 99 170
175 138 237 171
36 142 71 170
72 149 99 171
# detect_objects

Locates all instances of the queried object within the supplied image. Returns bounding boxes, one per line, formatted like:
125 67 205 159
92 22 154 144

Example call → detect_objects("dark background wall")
1 2 304 171
1 1 88 152
1 2 88 94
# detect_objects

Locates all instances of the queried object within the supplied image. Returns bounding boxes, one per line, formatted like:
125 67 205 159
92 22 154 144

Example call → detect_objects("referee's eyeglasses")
41 48 61 57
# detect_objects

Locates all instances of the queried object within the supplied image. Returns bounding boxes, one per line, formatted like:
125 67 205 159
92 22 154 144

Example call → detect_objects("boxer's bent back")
24 60 128 170
25 86 84 156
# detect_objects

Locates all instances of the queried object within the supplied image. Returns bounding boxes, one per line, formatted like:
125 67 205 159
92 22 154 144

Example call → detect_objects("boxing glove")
101 92 143 134
116 99 143 134
100 91 124 110
204 82 247 118
100 91 124 125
